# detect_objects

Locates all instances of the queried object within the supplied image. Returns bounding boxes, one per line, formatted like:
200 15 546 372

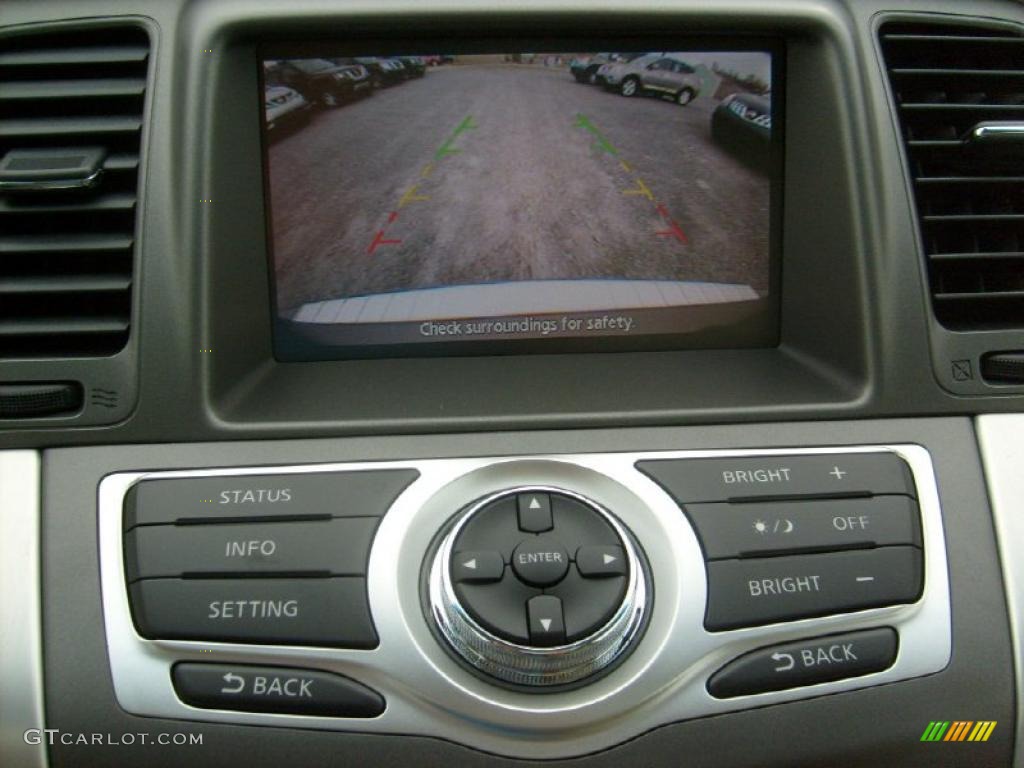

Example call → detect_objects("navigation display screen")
260 46 781 359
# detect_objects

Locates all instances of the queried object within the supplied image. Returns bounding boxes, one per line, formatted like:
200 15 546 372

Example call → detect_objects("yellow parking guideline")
399 184 430 208
619 159 631 172
622 176 654 201
421 163 435 178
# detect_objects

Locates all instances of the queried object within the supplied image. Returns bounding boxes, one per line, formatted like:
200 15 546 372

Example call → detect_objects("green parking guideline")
435 115 477 160
574 113 618 156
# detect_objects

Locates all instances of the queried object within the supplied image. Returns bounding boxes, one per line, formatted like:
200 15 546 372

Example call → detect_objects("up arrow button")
577 545 628 578
517 492 553 533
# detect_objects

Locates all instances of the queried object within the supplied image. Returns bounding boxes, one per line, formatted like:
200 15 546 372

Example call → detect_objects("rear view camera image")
260 50 777 358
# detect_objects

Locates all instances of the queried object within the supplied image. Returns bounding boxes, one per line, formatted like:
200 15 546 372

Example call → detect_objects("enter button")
707 628 898 698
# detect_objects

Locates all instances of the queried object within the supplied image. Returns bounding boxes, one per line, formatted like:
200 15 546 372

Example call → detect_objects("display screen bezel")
258 35 786 362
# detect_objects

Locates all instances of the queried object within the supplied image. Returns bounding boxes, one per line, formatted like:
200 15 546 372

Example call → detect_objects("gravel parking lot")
267 64 770 313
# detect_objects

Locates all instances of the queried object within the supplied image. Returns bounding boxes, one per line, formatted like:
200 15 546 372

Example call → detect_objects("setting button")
451 550 504 583
527 595 566 647
685 496 922 560
129 577 377 648
517 492 553 532
705 547 923 630
707 628 898 698
173 663 385 717
636 453 916 503
576 545 627 577
512 537 570 587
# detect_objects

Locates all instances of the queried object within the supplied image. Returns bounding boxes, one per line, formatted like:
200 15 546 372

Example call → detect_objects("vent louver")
0 26 149 357
880 21 1024 330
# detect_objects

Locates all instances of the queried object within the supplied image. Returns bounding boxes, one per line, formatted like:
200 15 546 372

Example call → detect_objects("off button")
172 663 384 717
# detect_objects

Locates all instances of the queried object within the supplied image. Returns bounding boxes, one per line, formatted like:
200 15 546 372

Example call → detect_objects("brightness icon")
753 520 769 534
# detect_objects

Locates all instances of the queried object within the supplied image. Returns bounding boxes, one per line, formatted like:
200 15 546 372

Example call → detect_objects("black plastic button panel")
451 492 628 646
636 452 925 630
707 628 899 698
173 663 385 717
122 469 418 648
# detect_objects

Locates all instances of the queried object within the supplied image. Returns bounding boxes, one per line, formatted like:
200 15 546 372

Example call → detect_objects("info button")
707 628 898 698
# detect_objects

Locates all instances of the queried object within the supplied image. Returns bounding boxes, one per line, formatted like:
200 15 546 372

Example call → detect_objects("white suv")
599 53 702 105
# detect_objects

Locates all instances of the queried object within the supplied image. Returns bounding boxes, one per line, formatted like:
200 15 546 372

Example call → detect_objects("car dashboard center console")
97 444 950 758
2 0 1024 767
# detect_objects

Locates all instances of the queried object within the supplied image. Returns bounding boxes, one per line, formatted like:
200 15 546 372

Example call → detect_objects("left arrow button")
451 550 504 583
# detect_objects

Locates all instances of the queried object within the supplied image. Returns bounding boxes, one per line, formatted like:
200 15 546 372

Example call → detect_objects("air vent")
0 26 149 357
880 20 1024 330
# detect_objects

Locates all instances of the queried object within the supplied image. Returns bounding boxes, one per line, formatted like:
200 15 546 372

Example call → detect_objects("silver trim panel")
99 446 951 759
977 415 1024 768
0 451 47 768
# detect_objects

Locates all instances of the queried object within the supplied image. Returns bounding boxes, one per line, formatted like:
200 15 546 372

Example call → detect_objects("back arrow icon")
770 652 795 672
221 672 245 694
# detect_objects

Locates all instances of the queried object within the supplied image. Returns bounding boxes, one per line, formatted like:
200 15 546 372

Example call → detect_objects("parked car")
711 92 772 171
571 52 645 84
596 52 661 91
264 58 371 108
355 57 407 86
263 85 313 134
607 54 702 104
398 56 427 77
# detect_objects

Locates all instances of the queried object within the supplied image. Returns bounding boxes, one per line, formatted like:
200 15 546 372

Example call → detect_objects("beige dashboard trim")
0 451 46 768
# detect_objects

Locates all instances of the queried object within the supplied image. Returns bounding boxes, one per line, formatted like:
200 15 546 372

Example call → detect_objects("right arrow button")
576 545 628 578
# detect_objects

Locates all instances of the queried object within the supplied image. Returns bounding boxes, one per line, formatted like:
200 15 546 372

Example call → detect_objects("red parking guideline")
656 219 689 244
368 229 402 255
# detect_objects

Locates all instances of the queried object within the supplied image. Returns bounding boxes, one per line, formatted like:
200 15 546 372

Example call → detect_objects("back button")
707 628 898 698
172 663 385 717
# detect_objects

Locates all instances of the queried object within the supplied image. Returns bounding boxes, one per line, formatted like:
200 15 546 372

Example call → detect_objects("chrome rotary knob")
427 487 648 687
